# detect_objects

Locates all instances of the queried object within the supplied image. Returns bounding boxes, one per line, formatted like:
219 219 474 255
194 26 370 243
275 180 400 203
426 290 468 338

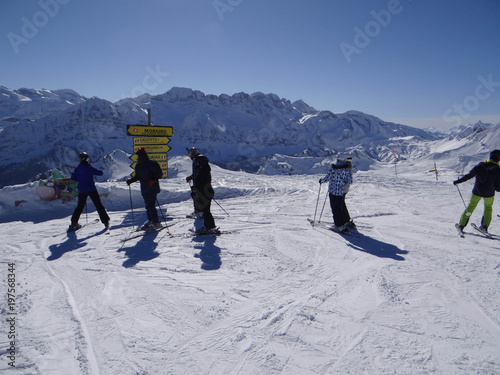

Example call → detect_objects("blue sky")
1 0 499 130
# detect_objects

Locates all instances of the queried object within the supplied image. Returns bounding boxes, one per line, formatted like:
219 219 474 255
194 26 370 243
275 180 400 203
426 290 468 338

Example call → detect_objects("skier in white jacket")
319 158 353 232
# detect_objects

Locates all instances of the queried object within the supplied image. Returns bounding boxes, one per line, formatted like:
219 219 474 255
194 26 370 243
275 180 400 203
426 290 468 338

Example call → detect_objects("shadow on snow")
47 228 108 261
342 232 408 261
193 235 222 270
118 229 161 268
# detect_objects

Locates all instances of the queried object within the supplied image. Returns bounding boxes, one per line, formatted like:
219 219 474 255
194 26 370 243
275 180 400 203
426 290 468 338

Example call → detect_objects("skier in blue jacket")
68 152 110 232
319 158 354 233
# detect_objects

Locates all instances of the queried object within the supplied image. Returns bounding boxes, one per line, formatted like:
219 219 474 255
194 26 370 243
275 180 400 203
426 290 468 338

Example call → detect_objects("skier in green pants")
454 149 500 234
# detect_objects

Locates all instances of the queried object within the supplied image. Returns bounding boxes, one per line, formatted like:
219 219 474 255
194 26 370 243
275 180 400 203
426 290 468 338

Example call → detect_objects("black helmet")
79 152 89 163
187 147 199 159
490 149 500 162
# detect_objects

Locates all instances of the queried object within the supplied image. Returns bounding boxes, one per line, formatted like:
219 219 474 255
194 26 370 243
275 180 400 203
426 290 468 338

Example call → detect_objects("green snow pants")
459 193 494 228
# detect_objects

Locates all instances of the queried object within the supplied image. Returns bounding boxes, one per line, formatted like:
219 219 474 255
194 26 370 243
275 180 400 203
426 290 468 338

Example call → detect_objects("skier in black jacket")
127 148 164 230
186 147 217 234
454 149 500 234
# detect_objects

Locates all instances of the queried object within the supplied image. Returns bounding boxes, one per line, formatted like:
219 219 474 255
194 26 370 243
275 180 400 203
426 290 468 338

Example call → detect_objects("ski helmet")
79 152 89 162
490 149 500 162
187 147 199 159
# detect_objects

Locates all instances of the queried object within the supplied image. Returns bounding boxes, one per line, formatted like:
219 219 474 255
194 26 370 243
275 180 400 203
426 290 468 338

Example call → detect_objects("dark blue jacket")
129 155 163 196
71 162 103 194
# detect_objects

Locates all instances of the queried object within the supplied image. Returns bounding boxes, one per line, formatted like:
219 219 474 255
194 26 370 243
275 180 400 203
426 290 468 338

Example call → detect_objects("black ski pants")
71 190 110 225
329 193 350 227
142 190 160 224
193 188 215 229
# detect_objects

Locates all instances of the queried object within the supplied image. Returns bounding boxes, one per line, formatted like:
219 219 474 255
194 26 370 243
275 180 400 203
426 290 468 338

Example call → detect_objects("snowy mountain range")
1 86 499 187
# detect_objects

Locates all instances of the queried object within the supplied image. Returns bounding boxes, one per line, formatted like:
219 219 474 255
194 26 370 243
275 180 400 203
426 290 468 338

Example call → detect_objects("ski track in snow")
0 163 499 374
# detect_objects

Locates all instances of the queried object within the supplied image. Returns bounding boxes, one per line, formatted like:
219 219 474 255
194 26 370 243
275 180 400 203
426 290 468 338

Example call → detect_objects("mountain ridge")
0 86 497 187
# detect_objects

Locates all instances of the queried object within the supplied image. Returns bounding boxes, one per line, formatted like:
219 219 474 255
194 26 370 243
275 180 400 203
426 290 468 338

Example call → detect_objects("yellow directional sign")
127 122 172 179
133 137 170 146
129 160 168 178
129 153 168 162
127 125 173 137
129 169 168 178
133 144 171 154
130 161 168 169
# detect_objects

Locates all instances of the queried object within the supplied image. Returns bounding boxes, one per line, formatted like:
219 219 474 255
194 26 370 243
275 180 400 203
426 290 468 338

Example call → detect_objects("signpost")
129 153 168 162
132 144 171 154
127 110 172 178
429 162 439 181
127 125 173 137
133 137 170 146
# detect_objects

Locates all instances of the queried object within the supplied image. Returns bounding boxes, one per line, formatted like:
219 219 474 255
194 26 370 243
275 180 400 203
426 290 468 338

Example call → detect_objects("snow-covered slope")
393 122 500 177
0 157 499 374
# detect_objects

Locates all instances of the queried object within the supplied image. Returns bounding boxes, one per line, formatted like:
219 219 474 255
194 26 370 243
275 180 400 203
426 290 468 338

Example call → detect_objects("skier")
186 147 217 234
186 149 204 220
126 148 164 231
454 149 500 234
319 157 354 233
68 152 110 232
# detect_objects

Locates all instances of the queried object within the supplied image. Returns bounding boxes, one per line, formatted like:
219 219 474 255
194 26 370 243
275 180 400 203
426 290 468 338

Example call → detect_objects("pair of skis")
457 223 498 240
120 225 233 243
119 224 174 242
307 218 360 237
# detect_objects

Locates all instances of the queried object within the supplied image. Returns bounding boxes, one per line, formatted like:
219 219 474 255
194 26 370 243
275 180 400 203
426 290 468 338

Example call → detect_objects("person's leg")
71 193 88 224
459 194 481 227
191 186 203 213
481 196 494 228
340 194 350 225
202 198 215 229
88 190 110 225
331 195 344 227
143 192 159 223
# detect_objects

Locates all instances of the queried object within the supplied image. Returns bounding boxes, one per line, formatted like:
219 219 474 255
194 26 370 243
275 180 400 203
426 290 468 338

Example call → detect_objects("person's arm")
319 169 331 184
91 166 104 177
454 166 478 185
126 176 138 185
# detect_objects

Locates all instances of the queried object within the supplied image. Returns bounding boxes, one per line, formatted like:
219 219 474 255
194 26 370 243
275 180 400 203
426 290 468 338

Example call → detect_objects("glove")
126 179 133 185
186 176 193 183
319 179 323 184
453 180 459 185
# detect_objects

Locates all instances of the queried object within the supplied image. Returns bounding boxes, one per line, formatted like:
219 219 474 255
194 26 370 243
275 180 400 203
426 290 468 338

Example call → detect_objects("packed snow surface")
0 157 499 374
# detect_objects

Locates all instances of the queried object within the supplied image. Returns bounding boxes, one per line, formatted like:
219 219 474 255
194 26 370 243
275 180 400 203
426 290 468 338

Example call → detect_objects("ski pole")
156 198 167 224
313 182 322 223
156 198 173 235
213 198 229 216
318 189 329 223
85 203 88 225
456 185 471 216
128 185 135 227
